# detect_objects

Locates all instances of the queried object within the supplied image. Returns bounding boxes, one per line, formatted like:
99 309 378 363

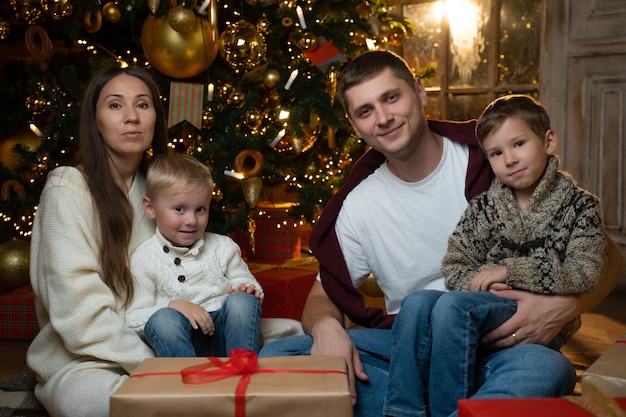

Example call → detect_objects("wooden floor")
1 290 626 384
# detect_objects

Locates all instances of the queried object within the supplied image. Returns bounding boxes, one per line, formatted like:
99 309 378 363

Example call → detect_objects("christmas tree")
0 0 427 243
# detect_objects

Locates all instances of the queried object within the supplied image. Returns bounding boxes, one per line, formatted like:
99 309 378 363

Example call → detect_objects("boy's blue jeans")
260 290 575 417
144 291 262 357
385 290 574 417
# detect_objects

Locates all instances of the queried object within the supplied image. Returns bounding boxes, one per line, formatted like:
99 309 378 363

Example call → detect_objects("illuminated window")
387 0 542 120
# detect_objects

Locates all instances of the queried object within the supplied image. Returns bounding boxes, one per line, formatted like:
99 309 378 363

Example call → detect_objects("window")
387 0 542 120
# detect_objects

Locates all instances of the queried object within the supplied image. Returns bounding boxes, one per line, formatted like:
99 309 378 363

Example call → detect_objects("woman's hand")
168 299 215 335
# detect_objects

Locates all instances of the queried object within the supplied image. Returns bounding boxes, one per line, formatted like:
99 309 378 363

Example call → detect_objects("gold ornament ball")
386 26 406 47
0 128 42 171
298 32 318 51
142 13 219 79
263 68 280 88
168 5 196 34
219 21 266 70
0 239 30 293
102 2 122 23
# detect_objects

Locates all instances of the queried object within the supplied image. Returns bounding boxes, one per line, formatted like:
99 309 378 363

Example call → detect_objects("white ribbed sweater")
27 167 156 382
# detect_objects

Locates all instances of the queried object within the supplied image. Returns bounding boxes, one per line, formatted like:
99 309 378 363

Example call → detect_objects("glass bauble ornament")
219 21 266 70
263 68 280 88
102 2 122 23
0 239 30 293
168 5 196 33
298 32 318 51
142 3 219 79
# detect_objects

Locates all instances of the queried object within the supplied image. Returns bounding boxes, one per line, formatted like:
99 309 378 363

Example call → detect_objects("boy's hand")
469 265 509 291
228 283 264 301
168 299 215 335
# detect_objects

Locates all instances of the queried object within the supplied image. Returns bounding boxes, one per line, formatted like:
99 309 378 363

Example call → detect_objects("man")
260 50 625 417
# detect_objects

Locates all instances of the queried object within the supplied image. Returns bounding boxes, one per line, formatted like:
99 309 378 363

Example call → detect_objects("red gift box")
0 285 39 341
252 266 316 321
458 397 626 417
234 202 309 265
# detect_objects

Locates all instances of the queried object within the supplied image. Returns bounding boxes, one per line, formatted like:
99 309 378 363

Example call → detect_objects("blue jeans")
260 328 392 417
261 290 576 417
144 291 261 357
385 290 575 417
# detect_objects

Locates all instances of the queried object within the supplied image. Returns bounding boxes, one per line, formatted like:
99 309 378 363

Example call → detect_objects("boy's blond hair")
146 153 214 199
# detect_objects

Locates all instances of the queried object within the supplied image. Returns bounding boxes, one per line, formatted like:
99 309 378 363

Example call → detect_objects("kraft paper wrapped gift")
110 351 352 417
458 397 626 417
582 334 626 397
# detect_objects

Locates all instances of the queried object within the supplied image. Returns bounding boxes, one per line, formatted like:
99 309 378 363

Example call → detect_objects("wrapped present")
458 397 626 417
253 266 316 320
582 334 626 397
234 202 310 265
0 285 39 341
110 350 352 417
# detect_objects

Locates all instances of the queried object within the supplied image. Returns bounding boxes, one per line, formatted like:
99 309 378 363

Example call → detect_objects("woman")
27 65 169 417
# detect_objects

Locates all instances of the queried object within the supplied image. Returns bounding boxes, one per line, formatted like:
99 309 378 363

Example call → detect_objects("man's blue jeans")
144 291 261 357
260 290 575 417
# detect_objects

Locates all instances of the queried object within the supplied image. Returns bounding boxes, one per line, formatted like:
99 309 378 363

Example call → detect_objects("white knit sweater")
125 228 262 332
27 167 156 382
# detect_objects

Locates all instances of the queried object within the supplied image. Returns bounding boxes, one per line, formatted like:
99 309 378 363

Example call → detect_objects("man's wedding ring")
511 333 518 343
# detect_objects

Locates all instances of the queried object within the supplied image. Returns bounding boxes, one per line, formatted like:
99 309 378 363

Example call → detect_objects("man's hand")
481 290 577 349
310 317 368 406
168 299 215 335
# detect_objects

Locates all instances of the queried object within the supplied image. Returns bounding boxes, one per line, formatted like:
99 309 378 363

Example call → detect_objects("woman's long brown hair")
77 66 168 307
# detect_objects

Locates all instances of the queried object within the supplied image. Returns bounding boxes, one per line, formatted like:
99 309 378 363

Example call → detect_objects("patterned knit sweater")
441 156 608 342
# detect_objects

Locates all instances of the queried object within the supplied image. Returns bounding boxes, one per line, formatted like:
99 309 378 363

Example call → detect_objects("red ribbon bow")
180 349 257 417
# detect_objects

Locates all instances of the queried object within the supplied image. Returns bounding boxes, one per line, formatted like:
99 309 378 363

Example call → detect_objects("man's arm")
301 280 368 405
483 233 625 348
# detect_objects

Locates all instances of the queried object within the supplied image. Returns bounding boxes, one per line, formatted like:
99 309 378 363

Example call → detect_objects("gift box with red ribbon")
110 350 352 417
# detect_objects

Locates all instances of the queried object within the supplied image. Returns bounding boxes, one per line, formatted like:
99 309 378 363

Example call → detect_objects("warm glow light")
224 170 245 180
441 0 484 83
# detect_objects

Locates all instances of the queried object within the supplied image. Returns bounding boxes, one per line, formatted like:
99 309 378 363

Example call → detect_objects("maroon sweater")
309 119 494 329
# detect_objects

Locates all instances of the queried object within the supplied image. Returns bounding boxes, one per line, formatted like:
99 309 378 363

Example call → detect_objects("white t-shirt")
335 137 470 314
